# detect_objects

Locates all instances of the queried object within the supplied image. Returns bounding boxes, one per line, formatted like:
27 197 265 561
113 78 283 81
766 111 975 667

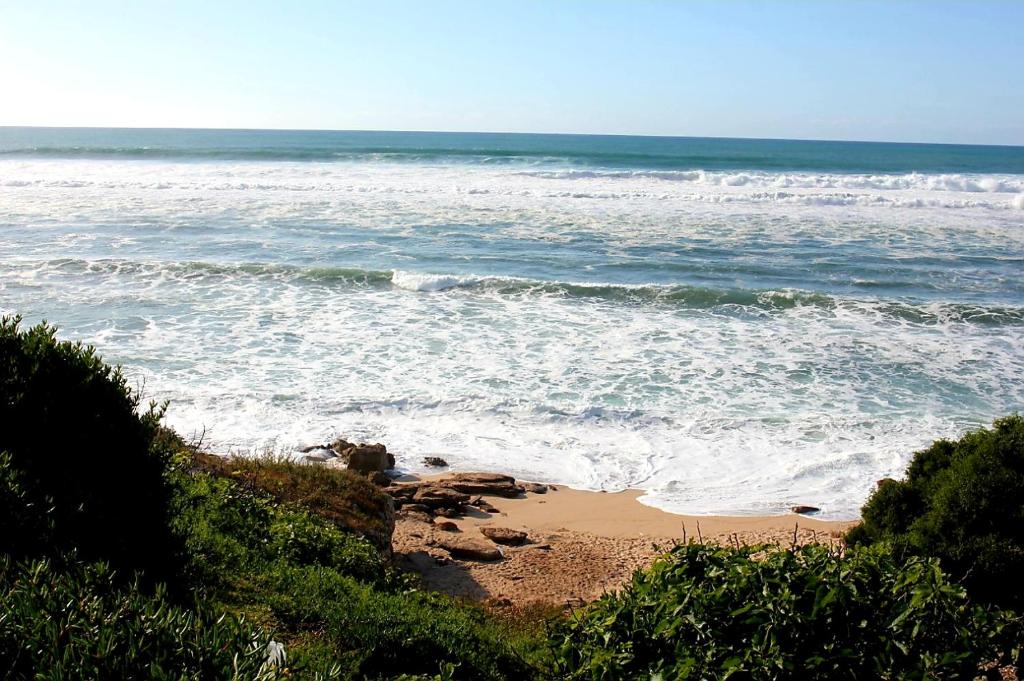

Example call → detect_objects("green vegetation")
170 453 531 679
0 557 277 680
1 315 1021 679
847 415 1024 609
0 315 175 579
551 542 1020 679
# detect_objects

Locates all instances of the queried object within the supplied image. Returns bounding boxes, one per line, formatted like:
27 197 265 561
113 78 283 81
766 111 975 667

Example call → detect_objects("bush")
260 563 533 680
0 316 175 578
847 415 1024 609
168 461 387 590
551 542 1016 680
0 556 280 680
168 461 535 679
190 452 394 554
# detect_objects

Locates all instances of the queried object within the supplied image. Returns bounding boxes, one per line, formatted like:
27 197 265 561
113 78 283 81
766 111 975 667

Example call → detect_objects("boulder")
791 505 821 515
480 527 528 546
523 482 548 494
413 486 470 509
302 448 336 463
437 537 503 562
434 519 459 532
423 456 449 467
333 439 395 471
440 472 525 498
330 438 356 455
344 443 389 473
398 509 433 524
383 485 417 500
366 471 391 486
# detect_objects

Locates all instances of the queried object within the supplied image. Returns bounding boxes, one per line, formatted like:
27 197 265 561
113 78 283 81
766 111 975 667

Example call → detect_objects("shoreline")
392 472 855 607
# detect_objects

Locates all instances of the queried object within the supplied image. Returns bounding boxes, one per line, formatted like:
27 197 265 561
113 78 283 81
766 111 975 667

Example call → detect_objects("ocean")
1 127 1022 518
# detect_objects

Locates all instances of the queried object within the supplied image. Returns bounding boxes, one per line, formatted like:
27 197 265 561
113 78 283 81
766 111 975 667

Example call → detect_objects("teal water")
3 127 1024 173
1 127 1022 517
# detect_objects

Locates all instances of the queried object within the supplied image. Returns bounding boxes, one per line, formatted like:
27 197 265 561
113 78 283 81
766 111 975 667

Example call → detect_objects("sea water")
1 128 1022 518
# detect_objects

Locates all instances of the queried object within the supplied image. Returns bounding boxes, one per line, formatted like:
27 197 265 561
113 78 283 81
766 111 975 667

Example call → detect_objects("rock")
473 497 499 513
366 471 391 486
876 478 897 488
398 509 433 524
434 506 463 518
300 443 332 453
440 472 525 498
423 456 448 467
401 503 433 514
523 482 548 494
332 439 395 472
383 485 417 500
434 520 459 532
302 448 336 462
346 443 392 473
330 438 356 455
480 527 528 546
468 495 485 506
791 505 821 515
437 537 503 562
413 486 471 509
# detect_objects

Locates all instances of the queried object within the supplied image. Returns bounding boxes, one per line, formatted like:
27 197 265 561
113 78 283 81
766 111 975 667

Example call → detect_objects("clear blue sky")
2 1 1022 145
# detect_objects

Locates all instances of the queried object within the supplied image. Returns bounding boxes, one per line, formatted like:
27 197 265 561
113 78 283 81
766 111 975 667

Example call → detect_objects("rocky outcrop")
331 438 395 473
413 486 470 510
441 473 525 498
791 505 820 515
480 527 528 546
423 456 448 467
434 519 459 532
436 537 503 562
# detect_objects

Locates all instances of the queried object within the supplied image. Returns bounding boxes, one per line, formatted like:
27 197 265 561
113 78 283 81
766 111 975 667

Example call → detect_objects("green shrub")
259 563 533 680
847 415 1024 609
168 462 387 590
0 556 280 680
190 452 395 554
0 316 176 578
167 462 534 679
551 542 1015 680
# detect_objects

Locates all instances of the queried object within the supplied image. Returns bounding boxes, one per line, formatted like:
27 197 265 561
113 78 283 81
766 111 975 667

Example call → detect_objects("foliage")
257 563 532 680
551 542 1018 680
0 315 176 579
168 456 388 592
167 456 533 679
190 451 394 553
0 556 280 681
847 415 1024 609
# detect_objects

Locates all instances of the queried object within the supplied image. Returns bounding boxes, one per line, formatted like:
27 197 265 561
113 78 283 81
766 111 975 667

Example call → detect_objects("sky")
1 1 1022 145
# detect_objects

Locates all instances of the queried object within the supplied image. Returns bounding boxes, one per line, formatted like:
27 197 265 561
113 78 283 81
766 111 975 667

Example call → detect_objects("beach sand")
392 477 855 608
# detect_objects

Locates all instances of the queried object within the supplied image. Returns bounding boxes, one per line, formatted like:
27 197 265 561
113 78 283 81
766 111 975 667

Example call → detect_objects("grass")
166 447 540 679
188 450 395 553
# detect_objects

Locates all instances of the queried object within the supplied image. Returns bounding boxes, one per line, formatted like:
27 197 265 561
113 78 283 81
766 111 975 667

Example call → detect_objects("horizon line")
2 124 1023 150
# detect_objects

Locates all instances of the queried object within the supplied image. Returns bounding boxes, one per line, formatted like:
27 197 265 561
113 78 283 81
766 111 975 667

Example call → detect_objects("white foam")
391 270 480 292
1 156 1022 519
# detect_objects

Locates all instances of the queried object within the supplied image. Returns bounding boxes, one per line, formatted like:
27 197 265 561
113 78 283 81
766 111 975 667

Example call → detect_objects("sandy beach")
393 475 855 608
